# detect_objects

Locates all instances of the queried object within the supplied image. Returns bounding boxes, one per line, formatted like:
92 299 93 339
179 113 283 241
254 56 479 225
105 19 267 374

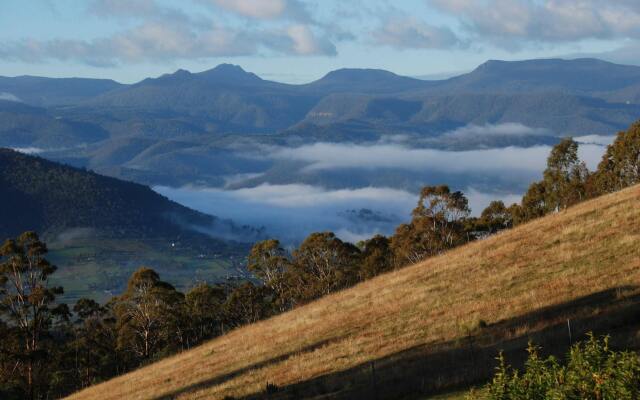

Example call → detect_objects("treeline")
1 122 639 399
0 233 275 399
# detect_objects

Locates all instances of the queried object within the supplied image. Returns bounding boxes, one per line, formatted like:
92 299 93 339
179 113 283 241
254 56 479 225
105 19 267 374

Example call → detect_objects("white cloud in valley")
156 183 525 244
441 123 551 139
172 126 612 243
263 140 610 173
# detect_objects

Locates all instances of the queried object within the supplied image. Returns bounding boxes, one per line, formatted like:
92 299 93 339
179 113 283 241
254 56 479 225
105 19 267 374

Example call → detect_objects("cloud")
372 16 463 49
206 0 336 56
441 123 551 139
229 184 415 208
256 24 337 56
89 0 176 19
50 228 97 248
574 135 615 168
259 121 611 173
155 184 415 244
155 183 523 244
214 0 286 19
428 0 640 48
209 0 311 22
465 188 522 211
284 25 337 56
266 142 554 173
575 135 616 146
0 22 256 66
154 127 613 244
0 21 338 65
0 92 22 102
10 147 45 155
0 0 338 65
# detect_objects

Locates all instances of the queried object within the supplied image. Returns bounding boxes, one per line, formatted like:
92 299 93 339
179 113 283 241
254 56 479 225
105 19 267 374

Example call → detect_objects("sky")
1 0 640 83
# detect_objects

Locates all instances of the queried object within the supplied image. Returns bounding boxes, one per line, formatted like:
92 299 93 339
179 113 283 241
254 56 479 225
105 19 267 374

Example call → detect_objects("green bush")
470 334 640 400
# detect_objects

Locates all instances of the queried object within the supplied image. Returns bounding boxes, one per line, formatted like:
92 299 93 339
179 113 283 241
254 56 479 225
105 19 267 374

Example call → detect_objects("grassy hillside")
67 184 640 400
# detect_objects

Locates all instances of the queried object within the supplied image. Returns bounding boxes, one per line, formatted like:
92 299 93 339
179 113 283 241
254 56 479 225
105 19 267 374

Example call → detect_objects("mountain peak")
307 68 429 94
318 68 403 83
209 63 247 73
174 68 191 76
197 64 263 84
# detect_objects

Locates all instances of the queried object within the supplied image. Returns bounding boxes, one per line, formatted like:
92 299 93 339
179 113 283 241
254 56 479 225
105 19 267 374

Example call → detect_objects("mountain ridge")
5 57 640 88
3 57 640 189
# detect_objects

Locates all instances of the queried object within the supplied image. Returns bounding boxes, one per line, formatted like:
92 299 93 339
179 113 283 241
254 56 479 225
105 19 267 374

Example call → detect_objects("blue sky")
1 0 639 83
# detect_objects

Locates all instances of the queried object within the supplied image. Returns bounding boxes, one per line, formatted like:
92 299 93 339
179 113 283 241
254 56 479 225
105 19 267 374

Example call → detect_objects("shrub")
469 334 640 400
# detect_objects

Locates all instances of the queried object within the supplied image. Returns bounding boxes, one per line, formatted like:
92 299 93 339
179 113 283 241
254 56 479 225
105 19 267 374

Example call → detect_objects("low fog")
155 184 523 245
262 135 611 173
156 133 613 245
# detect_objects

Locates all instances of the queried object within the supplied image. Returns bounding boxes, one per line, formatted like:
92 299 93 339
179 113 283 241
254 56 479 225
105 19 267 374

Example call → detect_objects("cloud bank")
263 139 610 173
429 0 640 49
372 16 463 50
156 129 613 244
209 0 311 22
441 123 551 139
155 184 524 244
0 92 22 102
3 1 640 67
4 0 640 67
0 0 338 66
156 184 414 244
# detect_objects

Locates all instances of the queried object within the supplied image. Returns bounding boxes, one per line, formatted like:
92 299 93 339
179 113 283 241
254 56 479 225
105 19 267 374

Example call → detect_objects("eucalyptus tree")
0 231 67 399
592 122 640 193
391 186 470 266
114 267 184 361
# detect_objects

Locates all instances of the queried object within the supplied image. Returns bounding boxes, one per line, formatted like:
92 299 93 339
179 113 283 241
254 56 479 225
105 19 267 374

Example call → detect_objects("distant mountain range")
2 58 639 135
1 58 639 188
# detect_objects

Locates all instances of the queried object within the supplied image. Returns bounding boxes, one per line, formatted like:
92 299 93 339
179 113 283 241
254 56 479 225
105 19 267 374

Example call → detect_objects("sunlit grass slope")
68 185 640 400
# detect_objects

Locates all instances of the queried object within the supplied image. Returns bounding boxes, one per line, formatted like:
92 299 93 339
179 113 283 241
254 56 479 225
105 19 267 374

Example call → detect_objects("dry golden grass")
67 185 640 400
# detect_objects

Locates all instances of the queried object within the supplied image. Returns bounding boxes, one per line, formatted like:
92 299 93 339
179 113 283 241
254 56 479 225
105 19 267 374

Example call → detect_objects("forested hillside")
0 148 260 304
0 148 216 240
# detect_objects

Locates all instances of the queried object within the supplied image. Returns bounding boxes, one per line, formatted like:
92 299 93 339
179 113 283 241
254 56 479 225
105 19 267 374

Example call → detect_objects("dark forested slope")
0 148 235 244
